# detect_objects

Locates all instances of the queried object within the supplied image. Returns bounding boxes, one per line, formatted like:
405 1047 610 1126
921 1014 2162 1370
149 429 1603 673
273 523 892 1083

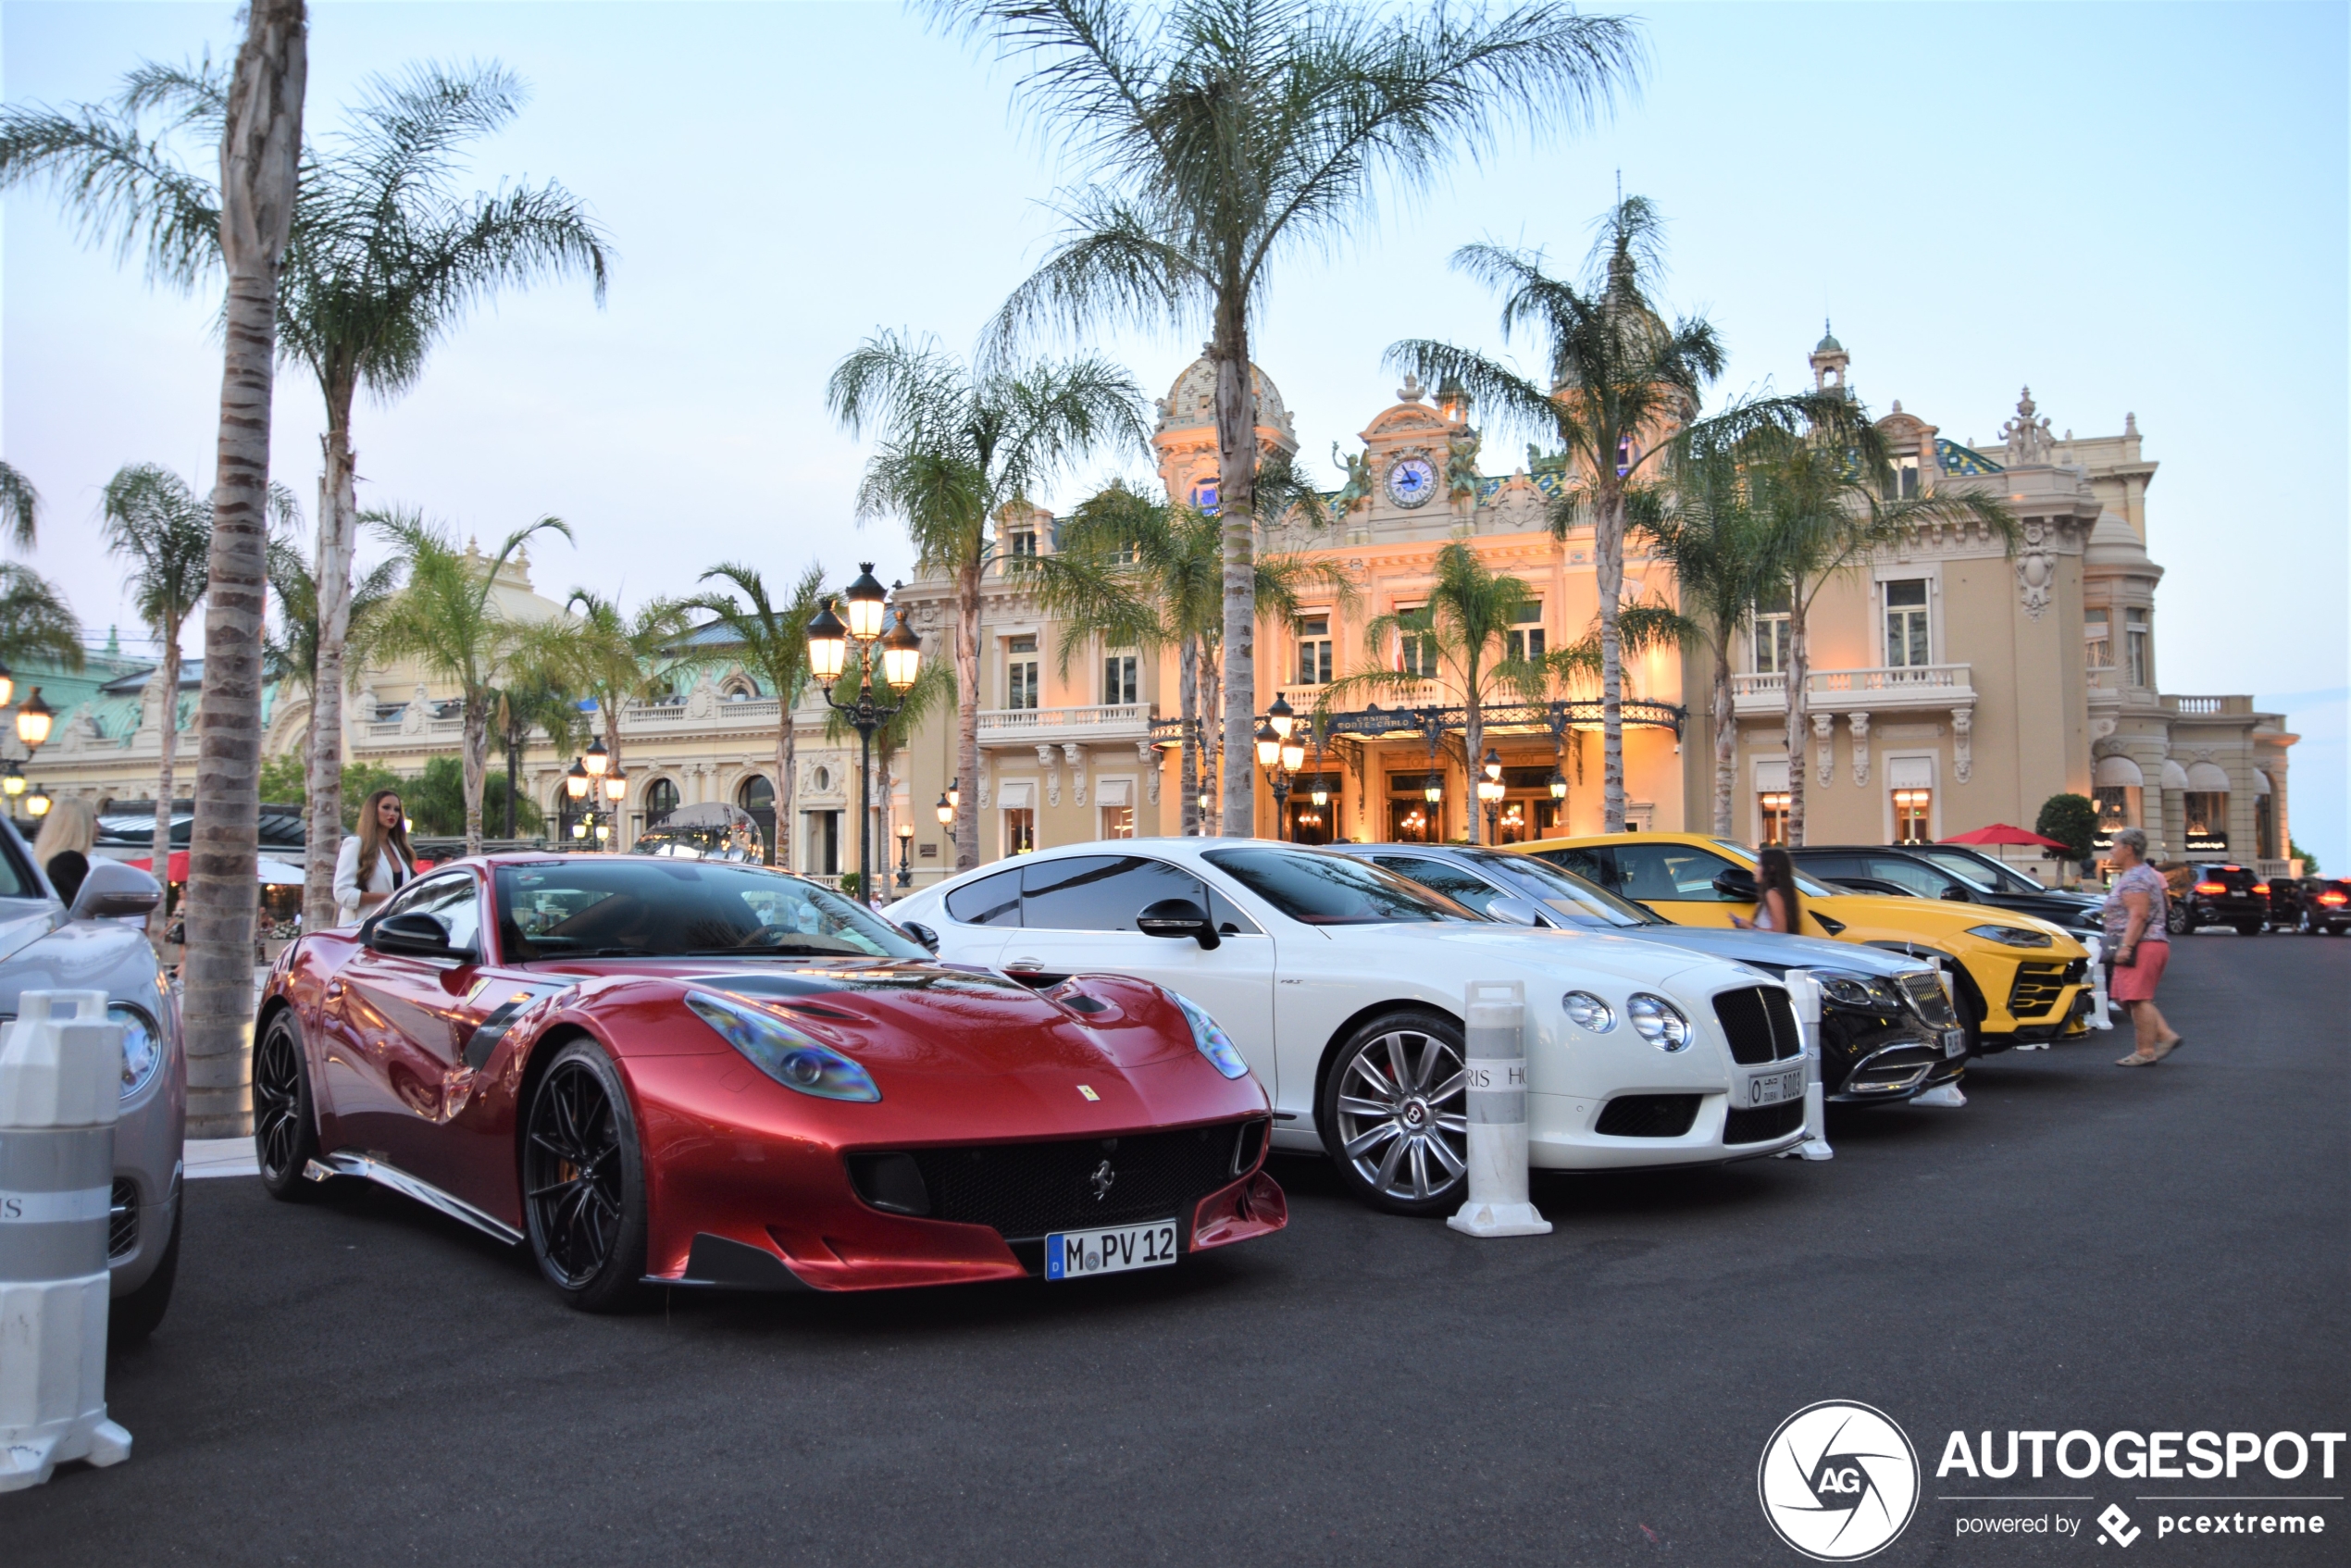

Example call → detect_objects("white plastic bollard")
0 990 131 1492
2084 935 2112 1030
1778 970 1834 1161
1446 980 1551 1238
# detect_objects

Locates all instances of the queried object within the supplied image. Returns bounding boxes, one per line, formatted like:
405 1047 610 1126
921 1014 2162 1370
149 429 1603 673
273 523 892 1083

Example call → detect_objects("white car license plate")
1044 1219 1180 1280
1745 1066 1804 1107
1943 1027 1968 1058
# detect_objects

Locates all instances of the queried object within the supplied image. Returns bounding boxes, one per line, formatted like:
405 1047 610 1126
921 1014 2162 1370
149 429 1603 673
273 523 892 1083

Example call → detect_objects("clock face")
1386 455 1437 508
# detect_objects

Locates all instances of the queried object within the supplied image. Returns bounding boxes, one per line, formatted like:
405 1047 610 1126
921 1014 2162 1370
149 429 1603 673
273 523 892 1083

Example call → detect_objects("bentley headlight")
112 1004 161 1099
1967 924 2053 948
1626 992 1692 1052
1169 990 1250 1080
685 991 879 1101
1561 990 1616 1033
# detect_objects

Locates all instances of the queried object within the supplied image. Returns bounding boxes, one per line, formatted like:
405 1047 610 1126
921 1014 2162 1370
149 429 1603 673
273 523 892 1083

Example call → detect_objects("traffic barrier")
1779 970 1834 1161
1446 980 1551 1238
2084 936 2113 1029
0 990 131 1492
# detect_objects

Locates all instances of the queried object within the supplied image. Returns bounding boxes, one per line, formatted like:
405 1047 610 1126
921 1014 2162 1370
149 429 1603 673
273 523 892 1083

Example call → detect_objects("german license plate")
1044 1219 1180 1280
1943 1028 1968 1058
1745 1065 1804 1107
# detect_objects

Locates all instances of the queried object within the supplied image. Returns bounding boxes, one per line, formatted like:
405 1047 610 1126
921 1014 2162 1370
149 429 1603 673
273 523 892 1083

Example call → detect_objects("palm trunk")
1710 636 1735 838
597 695 623 849
773 718 792 868
303 371 355 931
183 0 305 1139
147 641 182 944
1463 662 1485 846
1784 574 1810 847
1213 305 1259 839
952 559 980 869
1200 650 1224 838
1177 636 1200 836
1596 478 1627 831
503 720 520 839
462 692 489 854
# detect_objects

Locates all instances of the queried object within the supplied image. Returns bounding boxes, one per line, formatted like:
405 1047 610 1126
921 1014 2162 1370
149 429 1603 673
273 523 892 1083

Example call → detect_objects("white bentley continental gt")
889 840 1810 1214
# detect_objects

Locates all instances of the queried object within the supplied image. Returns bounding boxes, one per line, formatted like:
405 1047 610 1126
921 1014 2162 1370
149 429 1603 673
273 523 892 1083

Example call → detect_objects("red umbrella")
1940 823 2071 851
123 852 191 882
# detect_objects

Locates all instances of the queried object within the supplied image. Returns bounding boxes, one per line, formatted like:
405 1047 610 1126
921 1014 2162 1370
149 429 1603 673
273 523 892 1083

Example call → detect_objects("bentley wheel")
253 1011 319 1201
1321 1012 1469 1217
522 1039 648 1313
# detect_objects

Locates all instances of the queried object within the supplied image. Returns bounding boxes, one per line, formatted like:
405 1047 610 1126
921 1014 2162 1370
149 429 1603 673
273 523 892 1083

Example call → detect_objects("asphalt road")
14 933 2347 1566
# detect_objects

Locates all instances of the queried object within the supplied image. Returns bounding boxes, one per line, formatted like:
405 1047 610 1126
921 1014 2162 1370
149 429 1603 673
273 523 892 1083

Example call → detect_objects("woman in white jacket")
334 788 417 925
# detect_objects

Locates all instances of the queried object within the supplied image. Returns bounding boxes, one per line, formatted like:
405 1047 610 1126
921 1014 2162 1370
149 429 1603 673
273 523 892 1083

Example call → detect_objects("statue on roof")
1330 443 1375 516
1999 386 2053 466
1445 427 1483 501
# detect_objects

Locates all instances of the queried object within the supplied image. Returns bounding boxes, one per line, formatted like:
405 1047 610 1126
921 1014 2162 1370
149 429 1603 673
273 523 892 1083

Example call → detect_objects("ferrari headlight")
1168 990 1250 1080
1626 992 1692 1052
684 991 879 1101
1967 924 2053 948
1561 990 1616 1033
112 1004 161 1099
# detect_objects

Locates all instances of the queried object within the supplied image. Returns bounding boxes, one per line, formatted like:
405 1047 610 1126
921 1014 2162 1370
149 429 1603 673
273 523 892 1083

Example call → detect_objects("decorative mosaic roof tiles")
1936 438 2004 476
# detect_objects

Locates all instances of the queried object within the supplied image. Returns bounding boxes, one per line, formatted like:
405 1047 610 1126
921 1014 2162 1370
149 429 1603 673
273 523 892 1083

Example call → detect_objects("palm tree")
1394 199 1822 833
368 509 572 854
1627 456 1778 835
1318 542 1543 844
490 674 584 841
1 52 605 940
939 0 1642 836
1734 420 2017 845
264 528 402 927
1027 479 1352 836
0 460 38 545
683 563 828 866
827 330 1149 869
0 566 83 674
550 589 700 798
102 464 219 936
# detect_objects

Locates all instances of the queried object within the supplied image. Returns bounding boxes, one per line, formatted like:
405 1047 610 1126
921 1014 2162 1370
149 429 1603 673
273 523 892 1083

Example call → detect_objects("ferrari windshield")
494 859 926 961
1462 849 1662 928
1204 847 1481 926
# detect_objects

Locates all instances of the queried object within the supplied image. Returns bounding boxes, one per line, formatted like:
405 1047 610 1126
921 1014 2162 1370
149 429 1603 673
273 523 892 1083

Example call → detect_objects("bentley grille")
1724 1101 1805 1144
1711 987 1805 1065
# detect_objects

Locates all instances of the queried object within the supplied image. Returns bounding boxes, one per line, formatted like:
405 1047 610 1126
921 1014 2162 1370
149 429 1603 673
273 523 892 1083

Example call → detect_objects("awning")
129 852 318 885
2159 760 2190 790
2094 755 2145 788
2253 770 2273 797
2185 761 2231 791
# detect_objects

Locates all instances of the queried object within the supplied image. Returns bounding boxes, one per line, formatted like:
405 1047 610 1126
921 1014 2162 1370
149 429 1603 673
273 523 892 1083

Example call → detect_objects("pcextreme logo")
1759 1400 1922 1562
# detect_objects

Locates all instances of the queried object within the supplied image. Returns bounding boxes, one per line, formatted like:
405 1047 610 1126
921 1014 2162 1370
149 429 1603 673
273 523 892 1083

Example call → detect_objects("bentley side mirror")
1136 897 1220 951
68 860 162 922
1483 894 1541 927
1940 887 1972 902
369 911 473 961
1711 867 1760 902
898 920 940 954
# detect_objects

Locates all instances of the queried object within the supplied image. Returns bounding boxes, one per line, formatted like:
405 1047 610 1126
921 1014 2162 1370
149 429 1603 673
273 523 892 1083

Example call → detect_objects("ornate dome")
1155 357 1296 445
2084 511 2160 577
1815 328 1844 355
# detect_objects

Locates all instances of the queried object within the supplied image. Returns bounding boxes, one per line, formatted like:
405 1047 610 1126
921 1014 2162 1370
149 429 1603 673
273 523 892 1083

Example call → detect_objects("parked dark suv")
2290 877 2349 936
1787 846 2105 940
2166 863 2268 936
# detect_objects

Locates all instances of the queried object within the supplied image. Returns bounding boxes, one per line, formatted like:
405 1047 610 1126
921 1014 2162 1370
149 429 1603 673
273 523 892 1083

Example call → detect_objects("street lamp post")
1254 713 1305 841
808 564 923 907
1477 748 1505 844
895 821 914 889
1421 773 1443 843
14 690 56 829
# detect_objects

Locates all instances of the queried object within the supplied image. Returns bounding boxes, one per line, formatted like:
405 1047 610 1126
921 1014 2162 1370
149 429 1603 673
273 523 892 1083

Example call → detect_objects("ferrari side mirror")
1136 897 1220 951
370 911 473 962
68 860 162 922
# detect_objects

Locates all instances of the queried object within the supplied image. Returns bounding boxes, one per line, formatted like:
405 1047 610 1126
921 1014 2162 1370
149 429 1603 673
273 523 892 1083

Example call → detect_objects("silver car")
0 818 182 1342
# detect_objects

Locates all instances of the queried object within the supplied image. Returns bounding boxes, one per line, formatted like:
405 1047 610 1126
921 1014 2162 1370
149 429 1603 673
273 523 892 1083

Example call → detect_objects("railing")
977 703 1155 739
2165 694 2250 716
1732 663 1975 712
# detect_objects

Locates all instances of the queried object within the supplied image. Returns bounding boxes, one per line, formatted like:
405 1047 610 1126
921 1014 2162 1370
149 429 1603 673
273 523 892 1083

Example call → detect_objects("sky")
4 1 2345 865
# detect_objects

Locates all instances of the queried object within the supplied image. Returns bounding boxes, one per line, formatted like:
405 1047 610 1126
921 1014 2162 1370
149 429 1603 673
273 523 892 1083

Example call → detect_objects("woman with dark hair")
1734 846 1804 935
333 788 416 925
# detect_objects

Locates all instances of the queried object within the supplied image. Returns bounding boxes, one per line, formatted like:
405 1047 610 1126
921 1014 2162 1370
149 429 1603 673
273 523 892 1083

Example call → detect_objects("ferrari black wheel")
1321 1011 1469 1217
253 1011 319 1200
522 1039 648 1313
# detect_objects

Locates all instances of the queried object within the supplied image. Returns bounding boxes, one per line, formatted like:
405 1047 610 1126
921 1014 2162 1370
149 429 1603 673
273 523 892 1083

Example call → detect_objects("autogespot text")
1935 1429 2345 1480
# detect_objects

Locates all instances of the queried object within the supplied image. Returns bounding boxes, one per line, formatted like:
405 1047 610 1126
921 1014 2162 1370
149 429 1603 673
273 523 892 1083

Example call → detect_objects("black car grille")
2007 962 2073 1018
1595 1094 1700 1138
1711 986 1804 1064
879 1122 1258 1240
1724 1100 1804 1144
108 1178 138 1261
1898 972 1957 1027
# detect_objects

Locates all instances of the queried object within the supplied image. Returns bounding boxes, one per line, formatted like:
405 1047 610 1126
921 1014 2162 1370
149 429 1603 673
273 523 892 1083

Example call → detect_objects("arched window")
645 778 679 826
739 775 777 864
